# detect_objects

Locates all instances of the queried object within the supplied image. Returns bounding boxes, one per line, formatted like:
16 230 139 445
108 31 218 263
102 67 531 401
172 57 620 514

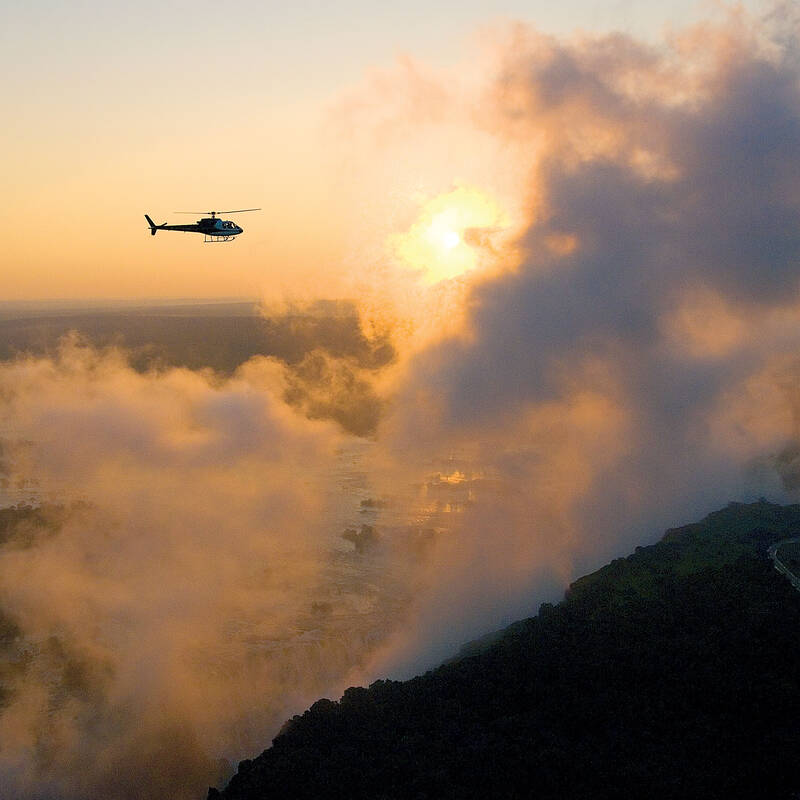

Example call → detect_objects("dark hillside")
212 501 800 800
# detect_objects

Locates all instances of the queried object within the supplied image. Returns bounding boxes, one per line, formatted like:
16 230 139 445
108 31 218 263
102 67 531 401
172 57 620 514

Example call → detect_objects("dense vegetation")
212 501 800 800
0 501 85 549
0 503 94 710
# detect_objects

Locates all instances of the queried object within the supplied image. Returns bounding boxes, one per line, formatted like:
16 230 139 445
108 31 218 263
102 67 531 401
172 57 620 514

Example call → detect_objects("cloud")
359 9 800 675
257 301 396 437
0 339 405 799
282 351 386 438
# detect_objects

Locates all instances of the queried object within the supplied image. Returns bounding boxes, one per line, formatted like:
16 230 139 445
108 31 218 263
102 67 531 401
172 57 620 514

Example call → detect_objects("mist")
2 7 800 799
0 340 414 799
355 7 800 674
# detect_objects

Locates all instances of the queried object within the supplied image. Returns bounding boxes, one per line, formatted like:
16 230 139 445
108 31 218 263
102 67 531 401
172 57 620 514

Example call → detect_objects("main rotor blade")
172 208 260 215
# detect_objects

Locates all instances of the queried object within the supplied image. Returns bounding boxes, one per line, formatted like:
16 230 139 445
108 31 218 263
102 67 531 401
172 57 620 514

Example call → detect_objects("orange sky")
2 1 764 301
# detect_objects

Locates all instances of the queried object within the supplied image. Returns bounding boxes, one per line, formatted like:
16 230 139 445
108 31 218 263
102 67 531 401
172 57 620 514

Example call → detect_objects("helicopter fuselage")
157 218 242 236
145 213 248 242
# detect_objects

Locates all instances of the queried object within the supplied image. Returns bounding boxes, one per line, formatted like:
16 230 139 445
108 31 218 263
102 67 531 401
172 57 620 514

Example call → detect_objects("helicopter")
144 208 260 242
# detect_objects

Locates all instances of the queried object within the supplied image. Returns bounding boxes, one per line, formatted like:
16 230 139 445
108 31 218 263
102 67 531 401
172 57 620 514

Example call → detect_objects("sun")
423 209 464 256
390 186 509 285
443 230 461 250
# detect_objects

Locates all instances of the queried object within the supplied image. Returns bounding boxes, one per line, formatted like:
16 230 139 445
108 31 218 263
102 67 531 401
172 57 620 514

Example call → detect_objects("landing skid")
204 234 236 243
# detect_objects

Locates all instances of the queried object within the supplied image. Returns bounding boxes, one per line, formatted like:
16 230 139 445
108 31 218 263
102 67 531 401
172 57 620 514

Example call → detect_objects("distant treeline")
0 310 395 435
212 501 800 800
0 311 394 375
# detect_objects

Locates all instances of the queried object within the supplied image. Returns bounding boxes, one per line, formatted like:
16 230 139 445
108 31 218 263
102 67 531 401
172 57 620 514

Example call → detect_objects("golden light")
390 186 510 285
443 230 461 250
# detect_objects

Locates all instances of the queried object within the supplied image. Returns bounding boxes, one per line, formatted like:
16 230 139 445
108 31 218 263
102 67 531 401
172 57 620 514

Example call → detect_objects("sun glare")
390 186 510 285
443 230 461 250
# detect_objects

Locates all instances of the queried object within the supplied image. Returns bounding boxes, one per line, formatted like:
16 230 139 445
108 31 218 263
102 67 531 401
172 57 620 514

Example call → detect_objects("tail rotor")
144 214 166 235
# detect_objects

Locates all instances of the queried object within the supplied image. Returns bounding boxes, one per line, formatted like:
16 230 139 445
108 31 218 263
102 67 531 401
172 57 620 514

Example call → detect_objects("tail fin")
145 214 158 235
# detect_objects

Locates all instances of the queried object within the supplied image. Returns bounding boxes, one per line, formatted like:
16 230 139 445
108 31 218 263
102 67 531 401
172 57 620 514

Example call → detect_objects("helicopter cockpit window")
223 221 235 229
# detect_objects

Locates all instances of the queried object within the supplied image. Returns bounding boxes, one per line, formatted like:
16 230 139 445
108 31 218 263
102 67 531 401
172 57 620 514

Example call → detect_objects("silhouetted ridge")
211 500 800 800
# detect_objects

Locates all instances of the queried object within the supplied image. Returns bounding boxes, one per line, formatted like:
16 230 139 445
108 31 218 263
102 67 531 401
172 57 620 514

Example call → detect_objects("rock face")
211 501 800 800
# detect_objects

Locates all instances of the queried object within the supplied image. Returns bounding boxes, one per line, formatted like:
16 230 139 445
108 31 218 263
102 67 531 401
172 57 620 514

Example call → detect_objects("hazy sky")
3 0 766 300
